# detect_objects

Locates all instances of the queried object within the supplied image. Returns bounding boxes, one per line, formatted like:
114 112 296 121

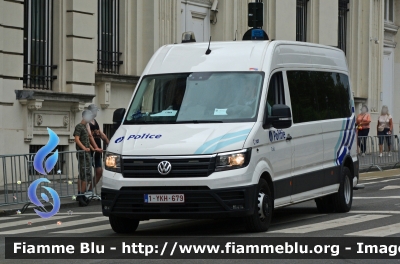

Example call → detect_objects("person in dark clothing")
86 104 110 190
166 80 186 110
166 91 185 110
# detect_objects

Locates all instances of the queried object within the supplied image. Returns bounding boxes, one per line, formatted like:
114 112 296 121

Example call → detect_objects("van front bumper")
101 185 257 219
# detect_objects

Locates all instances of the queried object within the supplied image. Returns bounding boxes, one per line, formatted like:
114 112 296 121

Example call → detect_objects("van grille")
102 186 255 215
121 157 216 178
113 192 224 213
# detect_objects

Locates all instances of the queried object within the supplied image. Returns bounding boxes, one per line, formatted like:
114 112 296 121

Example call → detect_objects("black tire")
244 179 273 232
332 167 353 213
109 215 140 234
315 195 335 213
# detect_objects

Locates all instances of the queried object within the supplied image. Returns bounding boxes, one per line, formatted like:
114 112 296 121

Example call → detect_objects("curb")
360 165 399 174
0 199 101 217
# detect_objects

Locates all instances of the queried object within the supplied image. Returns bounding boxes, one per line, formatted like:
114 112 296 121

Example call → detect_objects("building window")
338 0 349 53
23 0 57 90
97 0 122 74
296 0 308 42
384 0 394 22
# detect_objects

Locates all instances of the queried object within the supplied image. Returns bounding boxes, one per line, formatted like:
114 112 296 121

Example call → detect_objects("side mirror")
266 104 292 129
113 108 126 130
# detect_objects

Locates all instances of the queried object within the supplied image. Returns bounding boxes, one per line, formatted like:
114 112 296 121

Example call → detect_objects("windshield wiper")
175 120 223 124
129 120 157 124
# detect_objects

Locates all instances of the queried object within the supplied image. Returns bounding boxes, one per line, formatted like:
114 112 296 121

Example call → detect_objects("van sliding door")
286 70 325 202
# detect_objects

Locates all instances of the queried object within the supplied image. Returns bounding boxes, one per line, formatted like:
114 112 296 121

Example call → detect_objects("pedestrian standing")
377 105 393 157
73 110 102 206
86 104 109 191
356 105 371 156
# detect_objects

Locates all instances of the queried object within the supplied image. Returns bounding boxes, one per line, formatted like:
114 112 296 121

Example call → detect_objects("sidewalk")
1 169 399 217
359 168 400 181
0 196 101 217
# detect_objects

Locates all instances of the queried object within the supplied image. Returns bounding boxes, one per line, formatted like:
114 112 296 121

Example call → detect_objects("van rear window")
287 71 352 123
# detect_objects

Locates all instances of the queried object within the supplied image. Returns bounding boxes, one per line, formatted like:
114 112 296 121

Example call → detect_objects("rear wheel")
244 179 273 232
332 167 353 212
109 215 140 233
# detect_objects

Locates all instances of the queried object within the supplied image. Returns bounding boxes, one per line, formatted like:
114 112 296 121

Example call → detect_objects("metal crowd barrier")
0 150 102 208
358 135 400 171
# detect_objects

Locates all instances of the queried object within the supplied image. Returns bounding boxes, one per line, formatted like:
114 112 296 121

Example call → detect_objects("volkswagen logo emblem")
158 161 172 175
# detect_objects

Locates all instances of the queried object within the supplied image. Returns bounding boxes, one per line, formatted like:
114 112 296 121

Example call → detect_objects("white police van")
102 37 360 233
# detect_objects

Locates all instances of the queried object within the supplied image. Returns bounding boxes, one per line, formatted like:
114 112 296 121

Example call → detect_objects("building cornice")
384 22 399 34
181 0 212 8
95 73 140 85
354 97 368 103
15 90 95 103
384 22 399 48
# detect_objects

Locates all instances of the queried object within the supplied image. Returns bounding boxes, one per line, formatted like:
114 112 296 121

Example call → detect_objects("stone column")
65 0 97 95
308 0 338 45
122 0 181 77
210 0 249 41
0 0 25 155
347 0 384 135
265 0 296 41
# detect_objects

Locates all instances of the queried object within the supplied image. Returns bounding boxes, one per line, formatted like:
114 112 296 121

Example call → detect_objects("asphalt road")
1 174 400 264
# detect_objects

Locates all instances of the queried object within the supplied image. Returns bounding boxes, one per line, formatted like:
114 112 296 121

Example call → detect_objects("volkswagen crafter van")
102 39 359 233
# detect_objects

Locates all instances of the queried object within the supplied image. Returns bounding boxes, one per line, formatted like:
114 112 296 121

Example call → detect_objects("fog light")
104 206 110 210
232 205 244 210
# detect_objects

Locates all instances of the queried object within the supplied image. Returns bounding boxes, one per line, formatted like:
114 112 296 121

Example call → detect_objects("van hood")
108 123 255 156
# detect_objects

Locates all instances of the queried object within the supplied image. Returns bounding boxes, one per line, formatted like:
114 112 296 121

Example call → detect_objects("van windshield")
124 72 264 124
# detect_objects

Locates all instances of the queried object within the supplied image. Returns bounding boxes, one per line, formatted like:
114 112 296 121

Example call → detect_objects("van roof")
144 40 348 75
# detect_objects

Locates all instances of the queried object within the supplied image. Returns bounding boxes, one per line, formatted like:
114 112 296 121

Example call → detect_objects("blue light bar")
251 29 264 40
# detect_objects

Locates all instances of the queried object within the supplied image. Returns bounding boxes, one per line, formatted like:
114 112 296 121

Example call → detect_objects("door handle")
286 134 292 141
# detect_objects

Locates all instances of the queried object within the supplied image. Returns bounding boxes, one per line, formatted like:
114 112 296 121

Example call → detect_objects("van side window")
287 71 351 123
266 72 285 116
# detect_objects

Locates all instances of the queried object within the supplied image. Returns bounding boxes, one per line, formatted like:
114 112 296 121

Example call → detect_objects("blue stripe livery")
334 115 356 166
194 129 251 154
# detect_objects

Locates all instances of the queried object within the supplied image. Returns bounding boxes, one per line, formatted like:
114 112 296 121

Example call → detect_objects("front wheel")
109 215 140 233
315 195 335 213
332 167 353 212
244 179 273 232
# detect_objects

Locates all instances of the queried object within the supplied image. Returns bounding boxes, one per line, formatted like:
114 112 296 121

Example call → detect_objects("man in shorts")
86 104 110 191
73 110 102 206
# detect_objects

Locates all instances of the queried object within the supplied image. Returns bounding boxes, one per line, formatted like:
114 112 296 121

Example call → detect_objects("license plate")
144 194 185 203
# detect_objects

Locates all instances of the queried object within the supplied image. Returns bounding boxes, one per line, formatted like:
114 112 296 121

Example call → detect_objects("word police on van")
269 130 286 142
114 134 162 143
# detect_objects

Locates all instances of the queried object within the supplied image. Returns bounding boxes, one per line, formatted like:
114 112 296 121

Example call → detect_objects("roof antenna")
234 30 238 41
205 36 212 55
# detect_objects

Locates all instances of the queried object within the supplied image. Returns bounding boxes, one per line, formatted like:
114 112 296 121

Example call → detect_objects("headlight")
105 152 121 172
215 148 251 171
